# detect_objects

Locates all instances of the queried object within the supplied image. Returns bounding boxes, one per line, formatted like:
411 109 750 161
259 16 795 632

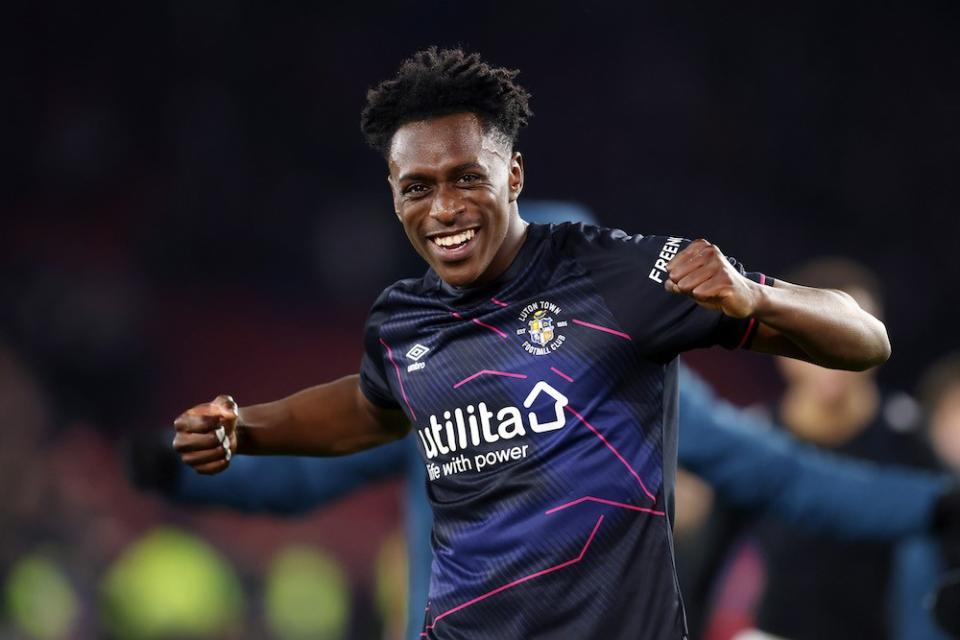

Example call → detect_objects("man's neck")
471 213 529 287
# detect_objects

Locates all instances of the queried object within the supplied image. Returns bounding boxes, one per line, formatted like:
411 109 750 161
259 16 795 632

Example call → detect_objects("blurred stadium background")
2 2 959 638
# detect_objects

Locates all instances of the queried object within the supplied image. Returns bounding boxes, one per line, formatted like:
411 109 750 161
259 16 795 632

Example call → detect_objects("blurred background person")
704 258 945 640
918 352 960 637
920 352 960 484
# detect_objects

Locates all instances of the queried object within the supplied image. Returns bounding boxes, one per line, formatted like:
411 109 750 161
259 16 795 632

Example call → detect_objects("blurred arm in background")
677 363 955 640
678 364 952 539
129 431 410 514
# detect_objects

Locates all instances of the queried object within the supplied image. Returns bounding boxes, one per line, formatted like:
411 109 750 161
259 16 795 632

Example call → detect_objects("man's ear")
508 152 524 203
387 174 402 220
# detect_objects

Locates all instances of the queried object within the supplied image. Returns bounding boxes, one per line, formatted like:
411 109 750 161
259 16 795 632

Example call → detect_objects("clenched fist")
172 395 239 475
664 239 761 319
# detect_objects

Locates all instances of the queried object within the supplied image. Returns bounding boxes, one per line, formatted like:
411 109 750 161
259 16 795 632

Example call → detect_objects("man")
171 48 889 639
722 258 941 640
920 352 960 481
918 352 960 637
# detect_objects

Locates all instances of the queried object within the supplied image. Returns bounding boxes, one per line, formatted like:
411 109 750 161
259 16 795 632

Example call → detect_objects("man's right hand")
172 395 239 475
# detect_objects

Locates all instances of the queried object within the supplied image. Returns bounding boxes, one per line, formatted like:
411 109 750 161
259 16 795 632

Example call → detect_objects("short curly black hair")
360 47 533 158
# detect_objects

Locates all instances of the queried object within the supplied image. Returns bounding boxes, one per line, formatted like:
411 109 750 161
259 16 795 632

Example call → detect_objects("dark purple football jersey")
359 223 767 640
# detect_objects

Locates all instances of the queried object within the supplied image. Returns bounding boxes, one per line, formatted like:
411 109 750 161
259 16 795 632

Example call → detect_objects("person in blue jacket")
131 363 958 640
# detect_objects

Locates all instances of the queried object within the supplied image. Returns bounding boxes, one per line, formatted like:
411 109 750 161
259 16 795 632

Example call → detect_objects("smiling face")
387 112 526 287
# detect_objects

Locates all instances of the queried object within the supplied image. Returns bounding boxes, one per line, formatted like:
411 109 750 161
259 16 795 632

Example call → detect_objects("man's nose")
429 185 465 223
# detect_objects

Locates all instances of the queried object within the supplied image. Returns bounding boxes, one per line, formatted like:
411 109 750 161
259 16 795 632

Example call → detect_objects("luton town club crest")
516 300 567 356
529 310 554 346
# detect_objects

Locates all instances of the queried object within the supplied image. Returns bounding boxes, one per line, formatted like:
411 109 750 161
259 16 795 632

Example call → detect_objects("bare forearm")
750 280 891 370
236 375 409 456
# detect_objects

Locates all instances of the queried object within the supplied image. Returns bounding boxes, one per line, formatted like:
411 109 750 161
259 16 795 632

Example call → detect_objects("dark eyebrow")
449 162 485 176
398 162 485 183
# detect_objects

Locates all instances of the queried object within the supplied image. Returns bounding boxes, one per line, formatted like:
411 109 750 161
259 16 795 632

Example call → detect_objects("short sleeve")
358 288 401 409
564 224 773 362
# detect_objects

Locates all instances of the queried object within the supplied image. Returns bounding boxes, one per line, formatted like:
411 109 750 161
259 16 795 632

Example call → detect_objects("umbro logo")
406 344 429 372
406 344 430 361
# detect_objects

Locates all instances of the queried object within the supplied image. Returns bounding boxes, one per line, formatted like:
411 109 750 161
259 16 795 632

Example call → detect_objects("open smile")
427 227 480 261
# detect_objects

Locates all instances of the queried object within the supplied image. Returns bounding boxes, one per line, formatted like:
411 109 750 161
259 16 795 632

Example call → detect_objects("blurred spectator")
920 352 960 477
919 352 960 570
727 258 943 640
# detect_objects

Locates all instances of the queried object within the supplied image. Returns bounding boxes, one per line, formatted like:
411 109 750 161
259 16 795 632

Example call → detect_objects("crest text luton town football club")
516 300 568 355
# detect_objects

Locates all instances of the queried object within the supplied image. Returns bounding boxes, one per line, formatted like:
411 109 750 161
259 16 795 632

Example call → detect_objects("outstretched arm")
666 240 890 370
678 366 951 540
173 374 409 476
235 375 409 456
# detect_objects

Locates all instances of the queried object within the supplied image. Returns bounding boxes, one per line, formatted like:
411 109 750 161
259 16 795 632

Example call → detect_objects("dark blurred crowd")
3 2 959 638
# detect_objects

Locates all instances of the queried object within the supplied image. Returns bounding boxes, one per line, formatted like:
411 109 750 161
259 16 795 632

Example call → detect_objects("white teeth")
432 229 476 248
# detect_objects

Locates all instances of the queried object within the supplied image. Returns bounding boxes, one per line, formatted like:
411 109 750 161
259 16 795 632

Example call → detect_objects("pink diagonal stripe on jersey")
490 297 509 307
449 311 508 338
549 366 574 383
453 369 528 389
545 495 666 517
565 405 657 503
472 318 507 338
422 515 605 634
571 318 632 340
379 338 416 421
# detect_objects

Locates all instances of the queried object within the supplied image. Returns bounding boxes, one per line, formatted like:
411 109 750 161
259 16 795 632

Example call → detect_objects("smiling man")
171 48 890 639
